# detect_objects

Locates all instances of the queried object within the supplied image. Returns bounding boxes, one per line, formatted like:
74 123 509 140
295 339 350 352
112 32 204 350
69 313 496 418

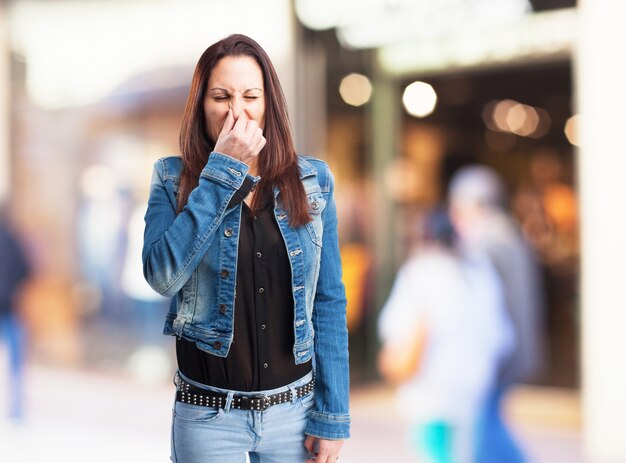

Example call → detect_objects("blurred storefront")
294 0 580 388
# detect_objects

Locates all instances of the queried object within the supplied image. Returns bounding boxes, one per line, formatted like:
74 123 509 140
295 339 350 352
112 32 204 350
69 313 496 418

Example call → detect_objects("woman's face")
204 56 266 143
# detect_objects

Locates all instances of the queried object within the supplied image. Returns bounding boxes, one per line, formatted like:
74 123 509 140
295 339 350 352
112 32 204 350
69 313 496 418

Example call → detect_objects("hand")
304 436 344 463
213 109 266 167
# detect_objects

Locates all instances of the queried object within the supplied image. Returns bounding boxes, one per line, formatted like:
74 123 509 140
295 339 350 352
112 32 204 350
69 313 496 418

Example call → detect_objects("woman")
378 208 514 463
142 34 350 462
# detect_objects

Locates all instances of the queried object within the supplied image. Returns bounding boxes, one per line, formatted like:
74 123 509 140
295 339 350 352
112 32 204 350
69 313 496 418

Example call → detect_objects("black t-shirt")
176 196 312 391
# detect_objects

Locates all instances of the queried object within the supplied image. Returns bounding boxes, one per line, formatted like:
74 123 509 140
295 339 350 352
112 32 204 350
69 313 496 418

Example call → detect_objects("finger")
252 134 266 156
314 440 342 463
304 435 316 454
232 110 249 134
315 448 330 463
219 108 235 137
249 127 263 148
245 116 258 136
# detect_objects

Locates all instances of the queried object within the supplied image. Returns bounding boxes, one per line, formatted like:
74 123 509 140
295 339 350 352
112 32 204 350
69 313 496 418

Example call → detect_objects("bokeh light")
486 98 551 138
530 107 552 138
507 103 539 136
294 0 340 31
564 114 580 146
339 73 373 107
492 99 518 132
402 81 437 118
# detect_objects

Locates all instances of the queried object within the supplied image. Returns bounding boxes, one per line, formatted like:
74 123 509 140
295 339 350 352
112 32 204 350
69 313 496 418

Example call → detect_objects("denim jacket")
142 152 350 439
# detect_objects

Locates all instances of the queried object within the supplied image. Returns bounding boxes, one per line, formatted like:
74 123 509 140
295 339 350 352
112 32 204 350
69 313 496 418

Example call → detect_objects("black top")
176 189 312 391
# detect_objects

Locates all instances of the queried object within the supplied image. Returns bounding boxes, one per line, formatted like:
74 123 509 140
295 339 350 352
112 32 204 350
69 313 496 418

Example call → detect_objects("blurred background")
0 0 624 461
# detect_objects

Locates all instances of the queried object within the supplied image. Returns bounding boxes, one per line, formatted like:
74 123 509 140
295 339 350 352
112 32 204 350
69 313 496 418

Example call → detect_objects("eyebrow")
208 87 263 93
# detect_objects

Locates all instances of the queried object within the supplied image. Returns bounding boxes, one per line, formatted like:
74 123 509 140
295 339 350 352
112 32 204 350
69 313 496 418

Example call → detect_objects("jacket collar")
297 156 317 179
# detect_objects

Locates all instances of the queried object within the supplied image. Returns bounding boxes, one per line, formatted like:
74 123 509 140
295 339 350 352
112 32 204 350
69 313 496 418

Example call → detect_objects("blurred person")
142 35 349 462
0 205 30 421
378 208 514 463
122 201 169 345
122 202 172 384
77 177 126 318
448 165 545 463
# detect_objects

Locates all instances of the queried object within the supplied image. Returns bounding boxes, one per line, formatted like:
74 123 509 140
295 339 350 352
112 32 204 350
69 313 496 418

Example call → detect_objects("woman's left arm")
305 165 351 443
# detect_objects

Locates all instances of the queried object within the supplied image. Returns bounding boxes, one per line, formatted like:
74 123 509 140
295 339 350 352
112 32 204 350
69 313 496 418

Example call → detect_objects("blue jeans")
0 313 24 419
171 371 315 462
475 386 526 463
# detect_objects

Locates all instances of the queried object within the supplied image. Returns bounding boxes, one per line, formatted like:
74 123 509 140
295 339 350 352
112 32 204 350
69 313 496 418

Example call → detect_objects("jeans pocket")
298 391 315 410
173 401 224 423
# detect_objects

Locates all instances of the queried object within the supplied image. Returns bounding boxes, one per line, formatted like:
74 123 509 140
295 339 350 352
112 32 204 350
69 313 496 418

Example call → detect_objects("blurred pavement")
0 363 584 462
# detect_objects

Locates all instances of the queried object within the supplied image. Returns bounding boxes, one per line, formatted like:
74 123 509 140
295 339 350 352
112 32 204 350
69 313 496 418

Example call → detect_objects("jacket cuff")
226 175 258 209
200 151 251 189
305 411 351 440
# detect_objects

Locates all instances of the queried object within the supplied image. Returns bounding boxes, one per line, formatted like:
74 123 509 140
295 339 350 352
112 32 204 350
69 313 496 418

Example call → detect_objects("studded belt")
175 373 315 411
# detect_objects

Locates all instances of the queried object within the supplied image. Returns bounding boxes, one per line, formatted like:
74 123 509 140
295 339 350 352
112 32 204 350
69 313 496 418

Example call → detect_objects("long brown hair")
177 34 309 227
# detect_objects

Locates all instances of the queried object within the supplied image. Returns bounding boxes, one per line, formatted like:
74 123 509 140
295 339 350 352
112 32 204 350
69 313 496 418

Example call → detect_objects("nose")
230 98 244 118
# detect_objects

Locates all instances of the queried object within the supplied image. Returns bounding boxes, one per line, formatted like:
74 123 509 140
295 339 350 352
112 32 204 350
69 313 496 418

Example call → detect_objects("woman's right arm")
142 152 256 297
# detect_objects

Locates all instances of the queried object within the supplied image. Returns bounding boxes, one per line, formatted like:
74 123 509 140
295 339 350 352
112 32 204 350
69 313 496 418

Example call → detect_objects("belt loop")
288 384 298 404
225 391 235 412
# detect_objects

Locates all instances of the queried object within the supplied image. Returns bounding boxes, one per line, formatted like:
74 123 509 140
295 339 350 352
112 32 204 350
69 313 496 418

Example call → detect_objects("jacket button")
220 269 229 278
311 201 319 210
224 228 233 237
213 341 222 350
218 304 227 314
258 287 265 293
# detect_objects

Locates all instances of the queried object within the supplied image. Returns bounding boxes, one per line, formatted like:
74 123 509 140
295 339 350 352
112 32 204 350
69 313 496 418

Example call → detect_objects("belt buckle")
241 394 270 411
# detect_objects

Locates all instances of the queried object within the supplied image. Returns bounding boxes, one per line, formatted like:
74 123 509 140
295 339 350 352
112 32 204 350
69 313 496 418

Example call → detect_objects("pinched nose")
229 98 244 118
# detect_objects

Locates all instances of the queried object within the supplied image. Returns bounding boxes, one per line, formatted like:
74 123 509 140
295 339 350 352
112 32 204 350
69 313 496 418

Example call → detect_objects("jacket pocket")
305 193 326 246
